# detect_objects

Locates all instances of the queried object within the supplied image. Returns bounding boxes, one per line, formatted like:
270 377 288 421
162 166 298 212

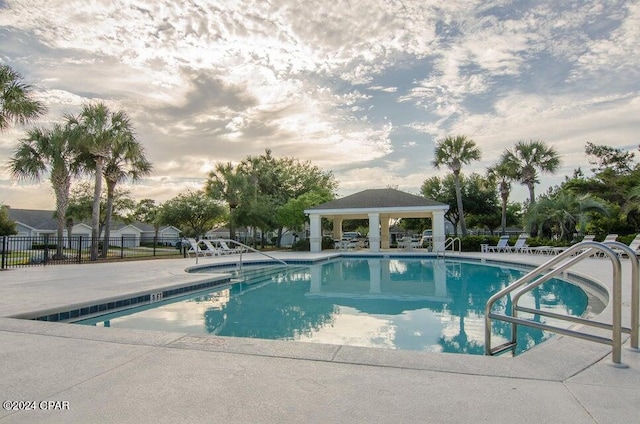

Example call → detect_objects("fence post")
43 234 49 265
120 236 124 259
1 236 6 270
78 236 83 264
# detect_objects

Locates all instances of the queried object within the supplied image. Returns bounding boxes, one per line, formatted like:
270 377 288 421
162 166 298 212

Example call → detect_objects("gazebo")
304 188 449 253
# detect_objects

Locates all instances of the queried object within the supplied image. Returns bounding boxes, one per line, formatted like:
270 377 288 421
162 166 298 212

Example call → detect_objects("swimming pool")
75 257 603 355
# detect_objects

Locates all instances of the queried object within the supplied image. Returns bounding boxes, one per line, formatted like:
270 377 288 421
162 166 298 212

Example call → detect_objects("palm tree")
205 162 248 240
8 124 79 258
101 133 152 257
67 103 137 260
487 159 517 235
501 140 561 207
433 135 481 237
527 191 608 242
1 65 46 131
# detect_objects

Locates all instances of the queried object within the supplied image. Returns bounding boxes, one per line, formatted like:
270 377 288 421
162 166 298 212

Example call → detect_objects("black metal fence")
1 235 186 270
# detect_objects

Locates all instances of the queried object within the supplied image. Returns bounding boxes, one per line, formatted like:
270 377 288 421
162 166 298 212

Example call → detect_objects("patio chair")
218 240 241 254
185 238 214 257
608 234 640 258
201 239 222 256
486 235 511 252
507 234 530 253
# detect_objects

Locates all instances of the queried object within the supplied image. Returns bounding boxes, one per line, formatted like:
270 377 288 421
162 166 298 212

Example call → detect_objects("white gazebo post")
309 213 322 253
380 217 390 249
368 212 381 253
332 218 343 241
432 210 446 252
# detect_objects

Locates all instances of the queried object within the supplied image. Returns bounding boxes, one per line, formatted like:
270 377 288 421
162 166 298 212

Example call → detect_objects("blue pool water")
75 258 597 355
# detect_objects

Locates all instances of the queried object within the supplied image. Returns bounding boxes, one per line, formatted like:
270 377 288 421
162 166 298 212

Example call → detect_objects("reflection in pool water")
76 258 595 355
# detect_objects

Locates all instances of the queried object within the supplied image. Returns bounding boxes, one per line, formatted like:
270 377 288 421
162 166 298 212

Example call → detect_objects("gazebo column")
309 213 322 253
432 210 446 252
380 217 390 249
332 218 343 240
368 212 380 253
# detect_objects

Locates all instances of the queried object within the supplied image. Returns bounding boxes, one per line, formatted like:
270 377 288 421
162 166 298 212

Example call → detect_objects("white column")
309 214 322 253
432 210 446 252
332 218 343 240
368 212 380 253
381 217 390 249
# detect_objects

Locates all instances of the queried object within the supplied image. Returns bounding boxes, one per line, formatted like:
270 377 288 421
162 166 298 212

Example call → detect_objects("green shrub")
291 239 310 251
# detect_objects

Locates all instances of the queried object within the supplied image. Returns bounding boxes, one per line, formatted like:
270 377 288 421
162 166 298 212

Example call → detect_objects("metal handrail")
435 237 461 257
484 241 630 364
225 239 288 269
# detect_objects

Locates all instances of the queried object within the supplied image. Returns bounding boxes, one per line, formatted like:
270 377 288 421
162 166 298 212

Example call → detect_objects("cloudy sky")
1 0 639 209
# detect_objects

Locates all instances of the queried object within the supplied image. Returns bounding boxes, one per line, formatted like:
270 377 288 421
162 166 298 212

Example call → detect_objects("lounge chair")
218 240 241 254
185 238 215 257
507 234 530 253
486 235 511 252
606 234 640 258
201 239 222 256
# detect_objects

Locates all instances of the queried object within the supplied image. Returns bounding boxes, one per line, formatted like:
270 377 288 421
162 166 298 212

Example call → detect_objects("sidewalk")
1 252 638 423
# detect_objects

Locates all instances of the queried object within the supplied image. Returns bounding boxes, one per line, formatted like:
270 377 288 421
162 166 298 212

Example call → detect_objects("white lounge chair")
507 234 530 253
486 235 511 252
201 239 222 256
607 234 640 258
219 240 241 254
185 238 214 257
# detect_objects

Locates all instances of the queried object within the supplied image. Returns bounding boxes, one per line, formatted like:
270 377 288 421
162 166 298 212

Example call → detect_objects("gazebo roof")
306 189 447 211
304 189 448 220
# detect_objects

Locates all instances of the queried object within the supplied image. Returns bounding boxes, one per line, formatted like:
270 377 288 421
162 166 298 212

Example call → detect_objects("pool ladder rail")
435 237 461 257
484 240 639 366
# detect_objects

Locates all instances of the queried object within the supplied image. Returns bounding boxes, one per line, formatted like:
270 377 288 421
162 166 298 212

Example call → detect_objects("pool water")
75 258 595 355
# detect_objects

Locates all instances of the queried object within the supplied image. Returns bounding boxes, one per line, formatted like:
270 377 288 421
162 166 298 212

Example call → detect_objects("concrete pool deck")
0 251 638 423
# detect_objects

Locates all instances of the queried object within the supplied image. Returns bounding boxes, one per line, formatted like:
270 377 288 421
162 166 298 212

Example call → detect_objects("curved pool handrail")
484 241 625 364
602 241 639 349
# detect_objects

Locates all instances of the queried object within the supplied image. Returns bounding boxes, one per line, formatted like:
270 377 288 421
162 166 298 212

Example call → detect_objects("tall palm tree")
205 162 248 240
0 65 46 131
101 133 152 257
8 124 79 258
487 158 517 235
433 135 481 237
67 103 137 260
501 140 561 207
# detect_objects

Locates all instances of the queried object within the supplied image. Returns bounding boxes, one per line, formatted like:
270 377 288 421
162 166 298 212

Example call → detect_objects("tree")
0 204 17 236
67 103 138 260
276 189 334 232
501 140 561 207
526 190 609 242
432 135 481 236
204 162 248 240
487 158 517 235
8 124 79 258
421 173 498 235
236 149 337 246
66 181 135 240
0 64 46 131
159 191 226 238
585 142 635 175
101 129 151 257
130 199 162 239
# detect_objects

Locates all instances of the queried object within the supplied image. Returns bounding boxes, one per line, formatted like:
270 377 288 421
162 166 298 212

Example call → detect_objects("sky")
1 0 639 210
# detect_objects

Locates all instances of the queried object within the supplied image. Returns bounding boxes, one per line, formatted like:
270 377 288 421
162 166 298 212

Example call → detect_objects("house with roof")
5 208 181 249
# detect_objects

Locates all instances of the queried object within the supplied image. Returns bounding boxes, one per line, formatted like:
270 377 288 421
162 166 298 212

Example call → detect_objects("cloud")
1 0 639 209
